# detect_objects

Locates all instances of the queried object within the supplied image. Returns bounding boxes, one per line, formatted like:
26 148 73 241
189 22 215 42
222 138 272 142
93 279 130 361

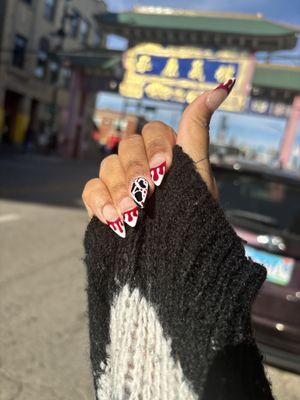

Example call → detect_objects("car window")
215 170 300 237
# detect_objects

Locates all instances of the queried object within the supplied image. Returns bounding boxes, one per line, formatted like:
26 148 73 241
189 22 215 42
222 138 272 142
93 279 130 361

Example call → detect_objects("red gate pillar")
279 95 300 168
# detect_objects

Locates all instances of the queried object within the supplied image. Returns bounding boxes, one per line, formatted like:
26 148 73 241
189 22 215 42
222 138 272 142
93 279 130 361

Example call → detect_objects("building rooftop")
253 64 300 92
104 8 297 36
95 7 299 51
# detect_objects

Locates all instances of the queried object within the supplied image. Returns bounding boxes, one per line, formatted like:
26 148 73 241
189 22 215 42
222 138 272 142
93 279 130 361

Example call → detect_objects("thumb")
177 78 235 199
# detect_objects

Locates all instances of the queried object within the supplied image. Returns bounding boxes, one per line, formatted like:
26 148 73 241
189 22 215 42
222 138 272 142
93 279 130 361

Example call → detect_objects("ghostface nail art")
123 206 139 227
150 161 166 186
107 217 126 238
215 77 236 94
130 177 149 208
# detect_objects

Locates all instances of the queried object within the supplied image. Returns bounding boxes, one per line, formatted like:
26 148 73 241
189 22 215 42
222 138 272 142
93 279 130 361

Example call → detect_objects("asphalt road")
0 151 299 400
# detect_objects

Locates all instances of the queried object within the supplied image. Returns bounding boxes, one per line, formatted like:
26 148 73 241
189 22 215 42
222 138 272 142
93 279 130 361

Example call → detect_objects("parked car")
213 160 300 373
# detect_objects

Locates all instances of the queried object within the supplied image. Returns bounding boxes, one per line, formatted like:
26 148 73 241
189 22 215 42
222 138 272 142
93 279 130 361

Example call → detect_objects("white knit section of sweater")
96 284 198 400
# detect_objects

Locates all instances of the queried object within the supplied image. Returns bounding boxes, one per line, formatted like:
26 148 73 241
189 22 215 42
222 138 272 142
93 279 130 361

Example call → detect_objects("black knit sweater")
84 146 274 399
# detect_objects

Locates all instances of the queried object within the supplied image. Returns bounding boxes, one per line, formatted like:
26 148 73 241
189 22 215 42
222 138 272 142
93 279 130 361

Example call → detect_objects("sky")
106 0 300 25
97 0 300 153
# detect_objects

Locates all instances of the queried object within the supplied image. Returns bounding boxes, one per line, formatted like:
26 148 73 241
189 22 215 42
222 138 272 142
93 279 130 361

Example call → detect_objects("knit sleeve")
84 145 273 400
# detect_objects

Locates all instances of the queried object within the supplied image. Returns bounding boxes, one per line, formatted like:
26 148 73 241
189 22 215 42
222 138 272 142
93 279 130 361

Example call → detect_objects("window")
12 34 27 68
49 61 60 83
70 12 80 37
79 19 90 44
35 37 49 78
44 0 56 22
215 170 300 237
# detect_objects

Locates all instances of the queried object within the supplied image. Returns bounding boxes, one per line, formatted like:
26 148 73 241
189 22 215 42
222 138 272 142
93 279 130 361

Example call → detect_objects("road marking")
0 213 21 223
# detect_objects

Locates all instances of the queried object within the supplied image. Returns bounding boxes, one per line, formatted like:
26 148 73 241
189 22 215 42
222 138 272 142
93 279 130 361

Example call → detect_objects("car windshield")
214 169 300 237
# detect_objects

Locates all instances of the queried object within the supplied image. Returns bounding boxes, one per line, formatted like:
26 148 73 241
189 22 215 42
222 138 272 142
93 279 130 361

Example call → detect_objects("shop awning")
57 49 122 70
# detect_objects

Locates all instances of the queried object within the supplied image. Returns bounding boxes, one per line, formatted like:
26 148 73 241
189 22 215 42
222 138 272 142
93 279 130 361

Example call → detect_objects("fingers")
142 121 176 186
82 121 176 238
83 177 127 238
82 157 138 238
177 78 235 199
118 134 153 208
82 178 113 224
83 80 235 238
100 155 138 230
117 123 175 207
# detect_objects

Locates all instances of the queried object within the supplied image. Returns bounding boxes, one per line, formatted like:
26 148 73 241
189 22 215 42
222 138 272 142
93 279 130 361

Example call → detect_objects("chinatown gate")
92 7 300 168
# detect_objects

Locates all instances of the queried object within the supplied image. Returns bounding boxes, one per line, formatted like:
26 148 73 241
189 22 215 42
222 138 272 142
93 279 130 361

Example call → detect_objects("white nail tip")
151 171 164 186
150 162 166 187
107 218 126 238
123 207 139 227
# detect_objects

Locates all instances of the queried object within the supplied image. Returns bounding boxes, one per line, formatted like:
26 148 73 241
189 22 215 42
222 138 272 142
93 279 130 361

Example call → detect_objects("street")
0 152 299 400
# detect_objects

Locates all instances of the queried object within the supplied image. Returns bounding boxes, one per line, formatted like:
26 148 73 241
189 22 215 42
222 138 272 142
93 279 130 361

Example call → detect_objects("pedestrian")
82 79 274 399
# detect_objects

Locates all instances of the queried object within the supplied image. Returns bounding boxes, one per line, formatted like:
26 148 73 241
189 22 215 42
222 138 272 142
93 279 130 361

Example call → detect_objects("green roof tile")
253 64 300 91
98 11 298 37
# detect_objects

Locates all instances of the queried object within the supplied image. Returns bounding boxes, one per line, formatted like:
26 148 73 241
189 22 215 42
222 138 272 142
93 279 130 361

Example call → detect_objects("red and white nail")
107 217 126 238
102 204 126 238
215 77 236 94
150 161 166 186
206 77 236 111
123 206 139 227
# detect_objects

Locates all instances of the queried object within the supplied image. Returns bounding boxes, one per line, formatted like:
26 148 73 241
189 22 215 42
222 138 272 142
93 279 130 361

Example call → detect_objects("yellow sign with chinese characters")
120 43 254 112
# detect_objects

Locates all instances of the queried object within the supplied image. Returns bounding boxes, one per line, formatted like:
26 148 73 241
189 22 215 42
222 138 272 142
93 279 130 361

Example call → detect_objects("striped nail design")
131 177 149 208
215 77 236 94
123 207 139 227
107 218 126 238
150 161 166 186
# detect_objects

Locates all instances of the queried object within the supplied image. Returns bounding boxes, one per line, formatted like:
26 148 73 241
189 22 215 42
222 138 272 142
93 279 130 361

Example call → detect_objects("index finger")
142 121 176 186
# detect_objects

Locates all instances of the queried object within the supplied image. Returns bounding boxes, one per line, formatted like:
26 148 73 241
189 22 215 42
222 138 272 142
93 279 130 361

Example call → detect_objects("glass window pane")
216 170 300 236
70 13 80 37
80 19 90 43
12 35 27 68
35 37 49 79
45 0 56 21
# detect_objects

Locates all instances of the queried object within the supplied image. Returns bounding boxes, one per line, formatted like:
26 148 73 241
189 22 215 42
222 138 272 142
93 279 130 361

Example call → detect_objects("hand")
82 79 235 237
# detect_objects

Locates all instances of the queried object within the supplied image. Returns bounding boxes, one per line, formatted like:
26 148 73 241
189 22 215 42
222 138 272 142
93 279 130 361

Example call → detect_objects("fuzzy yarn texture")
84 145 274 400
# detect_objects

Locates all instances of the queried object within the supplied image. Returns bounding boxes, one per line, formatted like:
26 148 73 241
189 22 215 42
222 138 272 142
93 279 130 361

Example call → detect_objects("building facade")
93 108 148 152
0 0 106 151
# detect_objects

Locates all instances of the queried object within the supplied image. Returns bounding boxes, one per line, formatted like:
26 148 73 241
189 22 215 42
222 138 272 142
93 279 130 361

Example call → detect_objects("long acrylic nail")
206 78 236 111
216 78 236 94
123 206 139 227
102 204 126 238
119 197 139 227
130 177 149 208
150 161 166 186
